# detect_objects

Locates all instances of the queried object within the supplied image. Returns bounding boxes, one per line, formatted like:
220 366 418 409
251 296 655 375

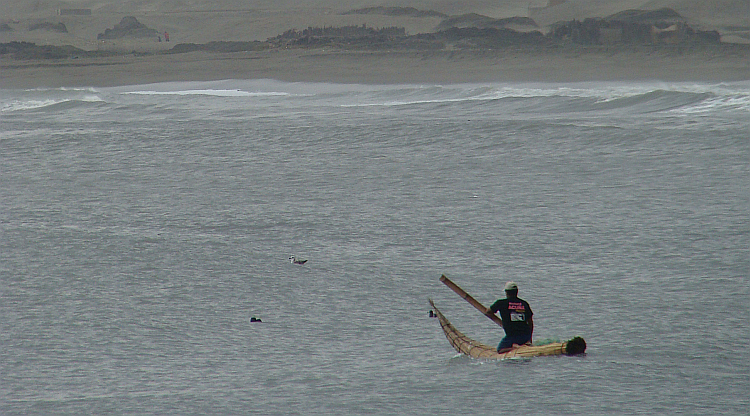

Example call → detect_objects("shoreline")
2 47 750 89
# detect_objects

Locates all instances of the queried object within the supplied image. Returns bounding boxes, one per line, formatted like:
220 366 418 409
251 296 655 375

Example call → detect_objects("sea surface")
1 80 748 415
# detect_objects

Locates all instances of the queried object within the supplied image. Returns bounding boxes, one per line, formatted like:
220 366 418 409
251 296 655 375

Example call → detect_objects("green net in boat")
532 338 562 346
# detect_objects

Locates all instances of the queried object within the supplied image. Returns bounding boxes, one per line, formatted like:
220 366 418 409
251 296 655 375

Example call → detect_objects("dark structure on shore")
269 25 406 47
97 16 159 40
29 22 68 33
550 8 721 45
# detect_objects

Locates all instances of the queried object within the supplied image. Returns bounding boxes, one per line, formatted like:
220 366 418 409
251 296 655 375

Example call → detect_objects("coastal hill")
1 0 749 88
0 0 748 52
2 9 738 61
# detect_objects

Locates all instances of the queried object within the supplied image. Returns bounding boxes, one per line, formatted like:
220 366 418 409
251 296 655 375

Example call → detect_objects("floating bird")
289 255 307 265
250 317 262 323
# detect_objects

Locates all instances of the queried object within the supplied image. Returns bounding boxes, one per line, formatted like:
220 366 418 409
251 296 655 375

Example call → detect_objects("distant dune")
1 0 748 49
1 0 748 88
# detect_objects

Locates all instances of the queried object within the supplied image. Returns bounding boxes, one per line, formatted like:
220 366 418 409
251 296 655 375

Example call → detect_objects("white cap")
504 281 518 291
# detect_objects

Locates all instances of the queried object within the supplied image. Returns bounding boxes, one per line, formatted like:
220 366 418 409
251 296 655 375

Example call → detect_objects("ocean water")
1 80 748 415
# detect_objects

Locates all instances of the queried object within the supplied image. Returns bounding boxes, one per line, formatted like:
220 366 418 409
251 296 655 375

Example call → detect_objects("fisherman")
488 281 533 353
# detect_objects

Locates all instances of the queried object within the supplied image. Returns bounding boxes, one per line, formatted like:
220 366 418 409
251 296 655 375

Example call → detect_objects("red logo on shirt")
508 302 525 311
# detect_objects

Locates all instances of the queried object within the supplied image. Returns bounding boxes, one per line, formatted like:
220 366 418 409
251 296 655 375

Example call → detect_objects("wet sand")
2 46 749 89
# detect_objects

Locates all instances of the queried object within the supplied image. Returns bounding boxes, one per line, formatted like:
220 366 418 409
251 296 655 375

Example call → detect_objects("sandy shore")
2 46 749 89
2 0 749 88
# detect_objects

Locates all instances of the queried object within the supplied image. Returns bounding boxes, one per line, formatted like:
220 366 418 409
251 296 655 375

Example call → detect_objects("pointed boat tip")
564 336 587 355
428 299 437 317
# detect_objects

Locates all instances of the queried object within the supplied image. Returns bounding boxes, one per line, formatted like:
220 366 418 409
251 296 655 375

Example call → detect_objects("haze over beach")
3 2 750 416
1 0 749 87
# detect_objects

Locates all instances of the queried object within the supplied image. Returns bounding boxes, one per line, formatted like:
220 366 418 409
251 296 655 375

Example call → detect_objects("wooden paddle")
439 275 504 328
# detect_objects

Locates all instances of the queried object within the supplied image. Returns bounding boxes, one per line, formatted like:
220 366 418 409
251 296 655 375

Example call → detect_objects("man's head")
504 281 518 298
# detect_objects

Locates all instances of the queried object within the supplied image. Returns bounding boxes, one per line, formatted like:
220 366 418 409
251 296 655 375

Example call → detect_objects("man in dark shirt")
488 281 534 353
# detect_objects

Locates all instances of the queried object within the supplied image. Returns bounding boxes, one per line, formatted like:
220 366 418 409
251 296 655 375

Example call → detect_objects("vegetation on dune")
1 8 742 61
605 8 685 23
28 22 68 33
549 9 722 46
267 25 408 49
0 41 108 59
97 16 159 40
167 41 269 54
436 14 538 31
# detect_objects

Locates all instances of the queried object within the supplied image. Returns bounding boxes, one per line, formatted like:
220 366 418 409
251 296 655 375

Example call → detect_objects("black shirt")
489 297 533 336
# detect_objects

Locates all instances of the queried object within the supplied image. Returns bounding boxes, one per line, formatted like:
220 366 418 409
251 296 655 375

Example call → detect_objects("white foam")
123 89 289 97
1 99 62 112
671 95 750 114
0 95 104 112
25 86 99 93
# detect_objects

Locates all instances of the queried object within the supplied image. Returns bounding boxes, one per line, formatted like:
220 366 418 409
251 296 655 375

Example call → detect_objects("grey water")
1 80 748 415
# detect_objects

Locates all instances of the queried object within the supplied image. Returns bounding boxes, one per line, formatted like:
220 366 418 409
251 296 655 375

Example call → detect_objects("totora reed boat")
429 299 586 360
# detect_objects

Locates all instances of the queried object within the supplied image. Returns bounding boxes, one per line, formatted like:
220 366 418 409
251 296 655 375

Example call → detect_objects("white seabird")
289 255 307 265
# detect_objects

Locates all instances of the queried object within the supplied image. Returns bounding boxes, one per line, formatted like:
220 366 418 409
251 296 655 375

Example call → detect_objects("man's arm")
528 316 534 343
486 302 503 323
485 307 502 323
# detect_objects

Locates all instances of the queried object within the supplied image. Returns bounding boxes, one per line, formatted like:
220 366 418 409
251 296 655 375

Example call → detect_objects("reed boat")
429 299 586 359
